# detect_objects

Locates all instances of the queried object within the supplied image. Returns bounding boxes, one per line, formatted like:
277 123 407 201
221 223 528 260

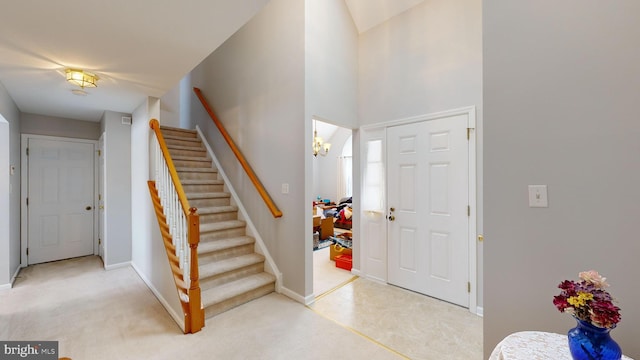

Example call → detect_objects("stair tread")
197 205 238 214
172 155 211 161
162 134 201 141
200 219 245 233
187 192 230 199
167 144 205 151
181 179 223 185
160 126 197 135
198 236 255 255
199 253 265 278
177 167 217 173
201 272 275 307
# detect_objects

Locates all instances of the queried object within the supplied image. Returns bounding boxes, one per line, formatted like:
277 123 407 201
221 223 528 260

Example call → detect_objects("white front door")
27 138 95 264
387 114 469 307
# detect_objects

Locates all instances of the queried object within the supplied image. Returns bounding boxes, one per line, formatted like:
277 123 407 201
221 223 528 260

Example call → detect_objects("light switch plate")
528 185 548 207
281 183 289 194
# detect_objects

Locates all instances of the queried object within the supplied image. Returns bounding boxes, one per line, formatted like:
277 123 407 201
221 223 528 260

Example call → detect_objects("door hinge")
99 194 101 201
467 205 470 216
98 238 101 245
98 149 101 157
26 147 29 156
468 282 471 293
26 197 29 206
467 128 471 140
26 248 29 256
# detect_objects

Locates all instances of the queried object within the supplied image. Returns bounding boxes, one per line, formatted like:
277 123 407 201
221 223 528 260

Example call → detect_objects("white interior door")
387 115 469 307
27 138 95 265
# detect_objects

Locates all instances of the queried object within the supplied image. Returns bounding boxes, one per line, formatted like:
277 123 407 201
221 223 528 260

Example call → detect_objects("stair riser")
200 227 246 242
189 197 230 208
165 138 203 147
178 171 218 181
199 211 238 223
168 148 207 158
200 262 264 291
204 283 275 318
182 184 224 193
173 159 213 168
162 129 198 138
199 244 254 264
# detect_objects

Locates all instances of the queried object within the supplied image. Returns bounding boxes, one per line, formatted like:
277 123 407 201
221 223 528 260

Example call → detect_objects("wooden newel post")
187 207 204 332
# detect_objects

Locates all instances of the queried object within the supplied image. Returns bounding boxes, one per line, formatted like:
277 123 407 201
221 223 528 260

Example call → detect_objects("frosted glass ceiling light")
65 69 98 88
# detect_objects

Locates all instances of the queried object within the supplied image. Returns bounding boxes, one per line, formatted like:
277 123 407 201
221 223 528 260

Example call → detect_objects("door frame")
20 134 99 267
357 106 478 314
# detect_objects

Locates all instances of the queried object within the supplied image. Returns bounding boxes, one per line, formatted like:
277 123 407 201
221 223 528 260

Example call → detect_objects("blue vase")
568 319 621 360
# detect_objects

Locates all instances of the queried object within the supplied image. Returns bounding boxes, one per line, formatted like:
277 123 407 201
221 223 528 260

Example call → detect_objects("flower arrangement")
553 270 621 329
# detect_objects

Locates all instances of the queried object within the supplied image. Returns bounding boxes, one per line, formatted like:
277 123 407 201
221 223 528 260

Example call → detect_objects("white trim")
131 262 184 331
360 106 477 131
20 134 98 268
280 285 313 305
10 266 20 286
0 266 21 290
357 106 479 315
104 261 131 271
195 126 283 292
476 306 484 317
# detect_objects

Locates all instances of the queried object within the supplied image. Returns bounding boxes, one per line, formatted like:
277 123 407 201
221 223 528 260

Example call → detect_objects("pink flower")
579 270 609 289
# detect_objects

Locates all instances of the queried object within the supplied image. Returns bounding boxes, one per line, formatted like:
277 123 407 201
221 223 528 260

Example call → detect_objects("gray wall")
101 111 132 267
0 80 20 287
21 113 100 140
358 0 483 308
185 0 307 296
484 1 640 358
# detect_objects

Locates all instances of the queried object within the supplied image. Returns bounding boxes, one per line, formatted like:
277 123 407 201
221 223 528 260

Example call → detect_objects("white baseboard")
10 266 21 286
476 306 484 317
131 262 185 332
1 267 23 290
280 286 314 305
104 261 131 271
351 268 361 277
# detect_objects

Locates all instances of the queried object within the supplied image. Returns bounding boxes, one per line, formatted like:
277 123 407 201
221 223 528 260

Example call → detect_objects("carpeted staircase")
160 126 276 318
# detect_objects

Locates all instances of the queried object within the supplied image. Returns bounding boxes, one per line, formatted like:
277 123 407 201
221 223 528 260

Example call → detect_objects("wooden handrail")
193 87 283 218
149 119 191 218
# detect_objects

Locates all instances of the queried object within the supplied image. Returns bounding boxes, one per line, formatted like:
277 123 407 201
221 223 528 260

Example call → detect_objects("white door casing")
358 107 477 313
98 133 106 260
24 136 95 265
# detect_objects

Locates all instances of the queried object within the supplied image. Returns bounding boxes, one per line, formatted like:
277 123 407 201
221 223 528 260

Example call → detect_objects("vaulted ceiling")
0 0 424 122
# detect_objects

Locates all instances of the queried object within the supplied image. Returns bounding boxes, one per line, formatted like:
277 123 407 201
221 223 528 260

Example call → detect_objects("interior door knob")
85 206 92 210
389 215 395 221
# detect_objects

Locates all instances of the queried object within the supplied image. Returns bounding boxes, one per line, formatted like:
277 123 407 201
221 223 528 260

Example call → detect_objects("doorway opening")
311 119 356 296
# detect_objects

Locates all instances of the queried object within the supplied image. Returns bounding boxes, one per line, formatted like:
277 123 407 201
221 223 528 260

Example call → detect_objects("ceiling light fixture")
65 69 99 88
313 119 331 157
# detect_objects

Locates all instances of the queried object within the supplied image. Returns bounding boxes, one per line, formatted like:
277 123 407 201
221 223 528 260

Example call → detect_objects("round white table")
489 331 634 360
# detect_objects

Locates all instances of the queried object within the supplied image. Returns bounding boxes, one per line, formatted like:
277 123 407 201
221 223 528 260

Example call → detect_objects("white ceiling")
0 0 423 122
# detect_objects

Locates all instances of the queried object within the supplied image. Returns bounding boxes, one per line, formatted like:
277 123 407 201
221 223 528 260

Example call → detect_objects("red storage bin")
335 254 352 271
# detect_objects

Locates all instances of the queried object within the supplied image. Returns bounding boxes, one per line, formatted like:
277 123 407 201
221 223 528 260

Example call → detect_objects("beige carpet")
0 256 403 360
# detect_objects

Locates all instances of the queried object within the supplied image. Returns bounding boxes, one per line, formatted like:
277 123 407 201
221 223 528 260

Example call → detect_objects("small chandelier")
66 69 99 88
313 119 331 157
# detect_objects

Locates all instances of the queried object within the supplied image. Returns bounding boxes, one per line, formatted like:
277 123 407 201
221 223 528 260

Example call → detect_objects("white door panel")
28 138 95 264
387 115 469 307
